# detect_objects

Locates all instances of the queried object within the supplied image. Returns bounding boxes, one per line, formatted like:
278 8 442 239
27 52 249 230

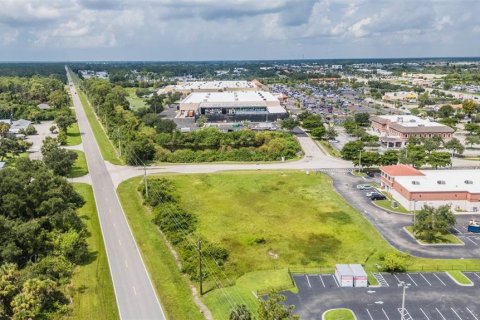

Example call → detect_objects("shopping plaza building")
178 91 287 122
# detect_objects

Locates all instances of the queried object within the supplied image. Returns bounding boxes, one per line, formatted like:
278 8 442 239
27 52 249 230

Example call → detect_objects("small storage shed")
350 264 368 287
335 264 354 287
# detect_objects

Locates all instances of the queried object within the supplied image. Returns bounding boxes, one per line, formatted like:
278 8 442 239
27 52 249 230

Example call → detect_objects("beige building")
371 115 454 148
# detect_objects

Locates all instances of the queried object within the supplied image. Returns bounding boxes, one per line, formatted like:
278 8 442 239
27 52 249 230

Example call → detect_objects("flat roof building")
178 91 287 122
380 165 480 212
159 80 263 95
371 115 454 149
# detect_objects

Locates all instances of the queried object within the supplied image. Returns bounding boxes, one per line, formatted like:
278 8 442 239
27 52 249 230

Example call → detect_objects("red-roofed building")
380 164 424 190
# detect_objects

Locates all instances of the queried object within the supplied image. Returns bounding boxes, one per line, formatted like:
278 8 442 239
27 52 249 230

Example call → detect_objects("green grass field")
67 122 82 146
69 70 123 165
324 308 355 320
405 226 463 245
117 179 204 320
125 87 148 110
118 171 480 319
67 150 89 178
68 183 118 319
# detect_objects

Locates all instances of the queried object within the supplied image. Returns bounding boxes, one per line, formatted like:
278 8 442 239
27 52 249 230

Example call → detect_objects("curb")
445 271 474 286
322 308 357 320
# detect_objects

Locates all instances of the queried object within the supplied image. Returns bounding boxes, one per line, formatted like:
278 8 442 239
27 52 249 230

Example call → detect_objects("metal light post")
399 281 410 320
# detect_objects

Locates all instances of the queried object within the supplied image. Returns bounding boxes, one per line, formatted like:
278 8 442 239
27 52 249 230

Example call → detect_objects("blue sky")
0 0 479 61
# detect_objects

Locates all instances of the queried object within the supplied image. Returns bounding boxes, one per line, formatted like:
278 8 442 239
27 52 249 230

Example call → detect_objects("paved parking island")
283 272 480 320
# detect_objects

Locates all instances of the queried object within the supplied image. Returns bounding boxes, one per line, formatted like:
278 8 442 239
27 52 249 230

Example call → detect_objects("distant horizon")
1 56 480 64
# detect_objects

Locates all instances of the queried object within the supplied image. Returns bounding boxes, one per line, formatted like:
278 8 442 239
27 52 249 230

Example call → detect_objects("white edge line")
321 309 358 320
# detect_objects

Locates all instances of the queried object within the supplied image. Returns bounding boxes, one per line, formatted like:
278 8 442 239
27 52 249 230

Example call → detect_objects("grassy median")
324 308 356 320
68 183 118 319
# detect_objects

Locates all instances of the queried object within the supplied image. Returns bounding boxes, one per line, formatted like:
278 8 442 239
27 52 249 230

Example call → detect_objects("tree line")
0 158 89 318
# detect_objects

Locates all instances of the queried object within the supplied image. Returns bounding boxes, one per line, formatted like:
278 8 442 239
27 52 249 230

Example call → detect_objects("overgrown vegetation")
0 158 89 318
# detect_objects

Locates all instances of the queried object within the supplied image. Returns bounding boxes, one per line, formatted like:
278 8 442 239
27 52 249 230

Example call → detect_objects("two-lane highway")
66 68 165 320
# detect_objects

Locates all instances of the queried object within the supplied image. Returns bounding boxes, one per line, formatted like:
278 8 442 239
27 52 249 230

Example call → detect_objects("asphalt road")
66 68 165 320
285 272 480 320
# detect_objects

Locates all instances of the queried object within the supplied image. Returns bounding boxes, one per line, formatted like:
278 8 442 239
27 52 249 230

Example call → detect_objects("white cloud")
0 0 478 60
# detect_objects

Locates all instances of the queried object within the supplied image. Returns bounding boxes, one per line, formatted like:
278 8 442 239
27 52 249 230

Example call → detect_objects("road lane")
66 68 165 320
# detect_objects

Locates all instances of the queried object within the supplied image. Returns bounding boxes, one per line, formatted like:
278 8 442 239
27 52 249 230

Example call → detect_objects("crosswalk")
373 273 389 287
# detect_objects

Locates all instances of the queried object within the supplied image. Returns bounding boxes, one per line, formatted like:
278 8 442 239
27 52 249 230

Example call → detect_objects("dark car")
370 194 387 201
365 171 375 178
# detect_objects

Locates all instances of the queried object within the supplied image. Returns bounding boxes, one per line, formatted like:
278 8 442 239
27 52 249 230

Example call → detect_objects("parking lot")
283 272 480 319
453 223 480 247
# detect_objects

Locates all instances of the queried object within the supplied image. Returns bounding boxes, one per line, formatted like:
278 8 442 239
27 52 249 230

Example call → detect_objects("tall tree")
444 138 464 155
230 304 252 320
258 292 298 320
427 151 452 169
462 99 478 116
413 205 456 242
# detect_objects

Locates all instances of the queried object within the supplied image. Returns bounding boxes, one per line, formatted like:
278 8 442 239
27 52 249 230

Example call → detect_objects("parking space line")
464 237 479 246
420 273 432 286
436 308 447 320
474 272 480 280
305 275 311 288
332 274 340 287
318 275 325 287
393 274 402 284
453 227 461 233
462 226 469 231
420 307 430 320
451 308 463 320
407 273 418 286
467 307 479 320
433 273 446 286
366 308 374 320
382 308 391 320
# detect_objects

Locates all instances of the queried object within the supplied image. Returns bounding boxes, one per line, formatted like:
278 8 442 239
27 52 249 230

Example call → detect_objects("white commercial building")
178 91 287 122
159 80 263 95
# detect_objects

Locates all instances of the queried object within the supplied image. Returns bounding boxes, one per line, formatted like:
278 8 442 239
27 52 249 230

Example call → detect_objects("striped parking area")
359 306 480 320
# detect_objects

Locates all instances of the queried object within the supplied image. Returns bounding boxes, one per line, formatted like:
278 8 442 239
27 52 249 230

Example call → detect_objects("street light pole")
413 199 417 227
399 281 410 320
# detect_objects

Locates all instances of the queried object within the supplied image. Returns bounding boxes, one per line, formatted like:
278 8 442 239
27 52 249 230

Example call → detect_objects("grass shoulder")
404 226 463 245
374 198 411 214
117 178 204 320
66 122 82 146
67 149 89 178
68 183 118 319
323 308 356 320
447 270 473 285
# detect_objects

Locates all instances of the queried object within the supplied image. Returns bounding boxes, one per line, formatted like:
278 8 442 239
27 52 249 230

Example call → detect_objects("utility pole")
198 239 203 296
117 128 122 157
143 165 148 198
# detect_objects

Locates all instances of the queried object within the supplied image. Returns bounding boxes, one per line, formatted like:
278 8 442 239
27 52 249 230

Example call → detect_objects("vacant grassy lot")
119 171 480 319
68 150 89 178
125 87 148 110
68 183 118 319
67 122 82 146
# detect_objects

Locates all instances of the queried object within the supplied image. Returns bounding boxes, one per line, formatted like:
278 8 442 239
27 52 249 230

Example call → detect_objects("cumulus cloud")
0 0 478 60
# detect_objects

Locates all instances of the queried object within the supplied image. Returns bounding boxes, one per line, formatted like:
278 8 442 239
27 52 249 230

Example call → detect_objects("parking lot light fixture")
413 199 417 227
398 281 411 320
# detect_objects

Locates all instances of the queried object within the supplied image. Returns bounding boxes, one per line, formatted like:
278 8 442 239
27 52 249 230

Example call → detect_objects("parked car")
356 184 373 190
370 194 387 201
365 171 375 178
366 191 381 197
